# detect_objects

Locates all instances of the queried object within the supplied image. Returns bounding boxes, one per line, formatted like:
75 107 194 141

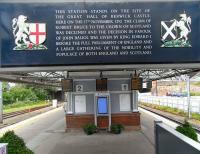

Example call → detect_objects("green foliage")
191 113 200 121
190 92 200 96
176 121 198 142
11 86 38 102
24 85 49 100
3 85 37 105
83 123 97 135
3 92 14 105
2 82 10 92
3 101 48 113
141 102 187 117
3 84 52 105
13 43 47 50
193 82 200 87
141 102 200 126
110 124 124 134
0 131 34 154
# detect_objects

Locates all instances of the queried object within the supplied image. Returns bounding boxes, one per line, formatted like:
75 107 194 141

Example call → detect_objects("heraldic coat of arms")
12 15 47 50
161 12 192 47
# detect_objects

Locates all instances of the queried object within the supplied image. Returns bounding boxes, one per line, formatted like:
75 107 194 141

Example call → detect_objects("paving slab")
34 130 155 154
0 106 155 154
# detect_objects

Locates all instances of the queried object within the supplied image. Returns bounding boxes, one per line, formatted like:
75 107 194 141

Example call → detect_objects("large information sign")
0 2 199 67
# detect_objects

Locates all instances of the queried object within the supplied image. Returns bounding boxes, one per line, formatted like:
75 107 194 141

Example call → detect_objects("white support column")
132 90 139 112
108 94 111 131
94 95 97 126
0 82 3 123
65 92 73 114
186 75 191 119
63 92 67 113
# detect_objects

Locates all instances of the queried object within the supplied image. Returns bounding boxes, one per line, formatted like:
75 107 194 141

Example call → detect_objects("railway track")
139 105 200 133
3 104 51 119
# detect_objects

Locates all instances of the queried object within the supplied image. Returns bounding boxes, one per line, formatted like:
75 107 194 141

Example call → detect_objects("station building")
63 74 146 130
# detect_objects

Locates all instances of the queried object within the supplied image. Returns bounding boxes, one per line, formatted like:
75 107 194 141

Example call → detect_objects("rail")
3 104 51 119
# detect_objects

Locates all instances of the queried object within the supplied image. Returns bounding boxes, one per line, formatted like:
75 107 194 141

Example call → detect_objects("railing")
139 95 200 114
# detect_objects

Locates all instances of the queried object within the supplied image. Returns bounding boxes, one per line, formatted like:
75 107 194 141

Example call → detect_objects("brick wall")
111 112 140 126
66 112 140 128
66 114 94 128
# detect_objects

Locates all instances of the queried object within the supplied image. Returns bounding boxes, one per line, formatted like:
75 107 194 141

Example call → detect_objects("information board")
131 77 143 90
61 79 73 92
0 2 199 67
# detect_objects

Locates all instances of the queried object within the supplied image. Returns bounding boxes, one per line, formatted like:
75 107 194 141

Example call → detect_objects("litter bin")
52 99 58 108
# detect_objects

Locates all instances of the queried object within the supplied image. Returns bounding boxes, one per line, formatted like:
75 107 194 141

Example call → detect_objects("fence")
139 95 200 114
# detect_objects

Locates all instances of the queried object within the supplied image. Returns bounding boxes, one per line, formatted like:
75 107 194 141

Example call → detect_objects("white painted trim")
110 91 131 94
71 91 132 94
72 92 95 95
108 94 111 131
70 92 73 113
108 78 130 81
65 92 73 114
132 90 138 111
132 109 139 112
73 79 96 81
74 78 130 81
94 92 111 130
94 95 97 126
95 92 110 96
66 111 73 114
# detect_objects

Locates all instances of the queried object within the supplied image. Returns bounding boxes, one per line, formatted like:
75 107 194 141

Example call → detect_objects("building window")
75 95 86 113
119 94 131 111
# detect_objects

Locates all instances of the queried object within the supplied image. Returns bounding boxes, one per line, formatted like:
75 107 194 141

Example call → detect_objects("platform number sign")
76 85 83 92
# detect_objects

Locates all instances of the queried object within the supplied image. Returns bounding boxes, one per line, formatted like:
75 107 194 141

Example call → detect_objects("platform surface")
0 107 158 154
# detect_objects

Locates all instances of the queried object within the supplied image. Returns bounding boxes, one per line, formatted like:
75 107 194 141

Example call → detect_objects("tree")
2 82 10 92
2 83 55 105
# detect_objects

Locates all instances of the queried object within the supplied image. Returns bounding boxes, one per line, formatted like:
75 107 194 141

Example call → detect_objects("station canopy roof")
0 66 199 87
